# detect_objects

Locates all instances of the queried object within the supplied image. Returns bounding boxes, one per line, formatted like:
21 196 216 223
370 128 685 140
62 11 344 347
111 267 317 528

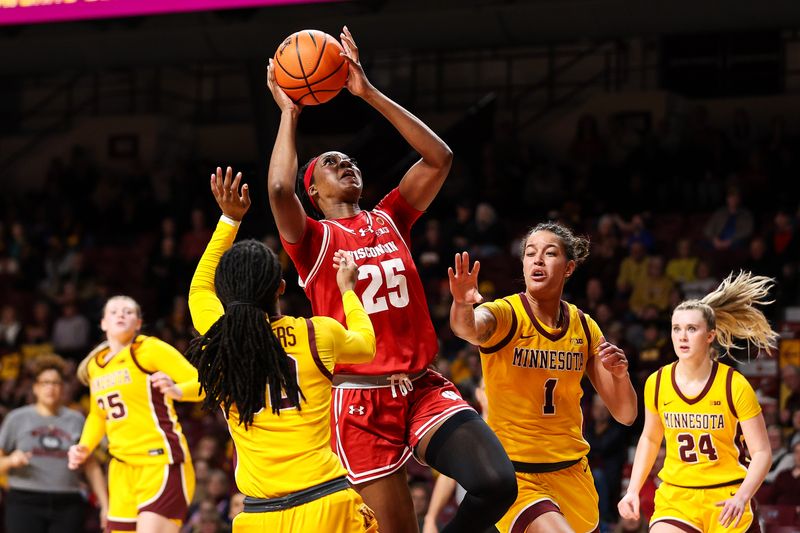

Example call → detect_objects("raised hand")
151 371 182 401
448 252 483 305
334 250 359 294
211 166 251 222
267 58 302 114
339 26 372 98
597 336 629 378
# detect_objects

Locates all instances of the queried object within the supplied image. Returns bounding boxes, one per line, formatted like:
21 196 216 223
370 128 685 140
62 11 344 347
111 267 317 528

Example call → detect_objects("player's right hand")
448 251 483 305
267 59 302 114
211 166 251 222
333 250 358 293
6 449 31 468
67 444 89 470
617 492 640 520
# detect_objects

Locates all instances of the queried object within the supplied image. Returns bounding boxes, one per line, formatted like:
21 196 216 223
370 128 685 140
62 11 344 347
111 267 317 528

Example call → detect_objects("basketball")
273 29 349 106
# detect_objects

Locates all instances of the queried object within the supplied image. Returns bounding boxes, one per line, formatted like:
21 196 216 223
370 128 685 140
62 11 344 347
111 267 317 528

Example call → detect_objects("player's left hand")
715 492 747 528
211 166 251 222
597 336 628 378
151 371 182 400
339 26 372 97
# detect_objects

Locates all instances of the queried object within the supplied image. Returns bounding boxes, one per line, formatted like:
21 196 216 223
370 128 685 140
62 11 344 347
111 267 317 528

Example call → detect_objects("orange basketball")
273 29 349 106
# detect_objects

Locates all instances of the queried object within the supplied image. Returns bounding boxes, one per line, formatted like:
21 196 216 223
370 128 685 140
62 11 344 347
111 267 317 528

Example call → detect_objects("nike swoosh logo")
730 491 736 496
663 400 674 406
520 334 536 339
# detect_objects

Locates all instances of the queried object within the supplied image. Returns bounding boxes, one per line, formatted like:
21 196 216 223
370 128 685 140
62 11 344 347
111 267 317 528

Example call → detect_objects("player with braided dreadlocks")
185 166 378 532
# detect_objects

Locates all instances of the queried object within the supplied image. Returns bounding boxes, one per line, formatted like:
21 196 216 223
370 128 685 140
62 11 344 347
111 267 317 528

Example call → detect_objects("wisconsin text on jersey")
512 347 585 371
346 241 399 261
91 369 133 392
662 412 726 430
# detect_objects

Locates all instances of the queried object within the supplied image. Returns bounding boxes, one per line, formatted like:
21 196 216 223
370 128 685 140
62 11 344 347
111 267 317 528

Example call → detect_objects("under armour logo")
358 227 373 237
441 391 460 401
348 405 365 415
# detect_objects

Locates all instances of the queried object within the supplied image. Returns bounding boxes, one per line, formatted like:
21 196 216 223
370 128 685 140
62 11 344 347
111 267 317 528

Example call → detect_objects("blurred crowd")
0 103 799 532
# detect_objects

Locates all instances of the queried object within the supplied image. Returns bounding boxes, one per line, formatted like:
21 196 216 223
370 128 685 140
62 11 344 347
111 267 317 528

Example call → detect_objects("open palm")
448 252 483 305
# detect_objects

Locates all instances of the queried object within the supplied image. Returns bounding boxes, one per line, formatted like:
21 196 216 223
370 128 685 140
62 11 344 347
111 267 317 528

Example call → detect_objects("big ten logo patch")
441 390 460 401
570 337 584 346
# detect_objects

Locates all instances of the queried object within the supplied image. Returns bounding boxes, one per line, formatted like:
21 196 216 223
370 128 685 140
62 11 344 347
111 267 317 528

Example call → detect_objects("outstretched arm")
449 252 497 345
340 26 452 211
188 167 249 335
266 60 307 243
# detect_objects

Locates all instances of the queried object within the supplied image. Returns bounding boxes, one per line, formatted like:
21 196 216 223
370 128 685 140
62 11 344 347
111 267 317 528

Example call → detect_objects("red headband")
303 157 319 210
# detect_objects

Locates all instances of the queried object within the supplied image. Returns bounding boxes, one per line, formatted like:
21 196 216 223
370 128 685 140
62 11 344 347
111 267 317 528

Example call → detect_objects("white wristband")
220 214 241 227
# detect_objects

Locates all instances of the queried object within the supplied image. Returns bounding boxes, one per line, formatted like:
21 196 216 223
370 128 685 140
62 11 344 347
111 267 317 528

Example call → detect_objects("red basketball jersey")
281 188 438 375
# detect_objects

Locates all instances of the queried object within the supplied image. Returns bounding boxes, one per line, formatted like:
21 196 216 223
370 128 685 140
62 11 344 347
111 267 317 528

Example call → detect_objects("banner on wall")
0 0 332 26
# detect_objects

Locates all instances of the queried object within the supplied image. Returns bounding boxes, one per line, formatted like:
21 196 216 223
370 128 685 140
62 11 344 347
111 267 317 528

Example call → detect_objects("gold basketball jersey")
644 361 761 488
226 315 352 498
81 335 194 465
479 295 602 463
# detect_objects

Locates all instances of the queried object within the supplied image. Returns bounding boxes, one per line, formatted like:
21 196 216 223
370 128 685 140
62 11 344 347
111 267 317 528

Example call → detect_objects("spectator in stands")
569 113 608 168
467 202 506 258
703 186 754 251
681 260 718 301
616 241 649 297
0 304 21 348
0 354 108 533
50 303 90 360
587 395 629 526
770 208 799 264
629 256 673 319
577 277 605 317
617 214 655 253
665 238 697 285
180 207 213 263
410 478 432 531
19 301 54 361
743 236 778 281
780 365 800 428
764 440 800 507
148 233 185 315
765 424 794 484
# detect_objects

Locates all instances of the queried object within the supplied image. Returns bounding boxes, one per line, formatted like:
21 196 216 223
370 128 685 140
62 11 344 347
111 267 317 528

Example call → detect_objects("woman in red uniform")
266 25 516 533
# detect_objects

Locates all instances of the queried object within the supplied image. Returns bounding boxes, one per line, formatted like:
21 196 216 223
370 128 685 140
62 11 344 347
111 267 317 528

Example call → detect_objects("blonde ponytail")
676 271 779 360
77 341 109 386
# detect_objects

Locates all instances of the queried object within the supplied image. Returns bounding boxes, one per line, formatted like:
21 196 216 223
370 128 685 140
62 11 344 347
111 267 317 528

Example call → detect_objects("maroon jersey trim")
518 295 570 342
305 318 332 381
481 299 518 354
577 309 593 358
725 366 738 418
149 380 185 464
671 360 719 405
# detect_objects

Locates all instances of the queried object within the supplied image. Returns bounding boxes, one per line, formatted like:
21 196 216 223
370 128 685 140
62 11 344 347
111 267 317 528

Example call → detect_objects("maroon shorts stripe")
511 500 561 533
106 520 137 531
306 318 332 380
150 384 185 463
139 463 188 520
650 519 700 532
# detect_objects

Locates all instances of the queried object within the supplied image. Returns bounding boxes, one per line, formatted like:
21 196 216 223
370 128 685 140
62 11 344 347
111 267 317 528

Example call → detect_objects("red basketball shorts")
331 369 475 484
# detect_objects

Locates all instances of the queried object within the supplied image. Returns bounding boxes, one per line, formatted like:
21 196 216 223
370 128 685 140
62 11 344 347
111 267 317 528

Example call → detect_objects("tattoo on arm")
475 308 498 345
